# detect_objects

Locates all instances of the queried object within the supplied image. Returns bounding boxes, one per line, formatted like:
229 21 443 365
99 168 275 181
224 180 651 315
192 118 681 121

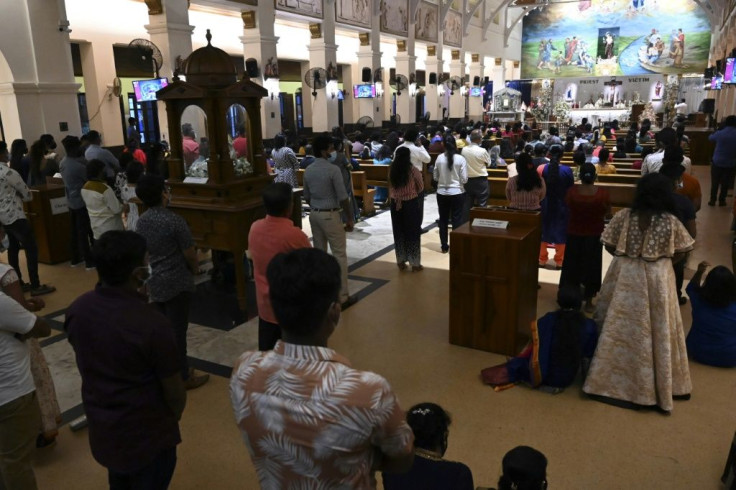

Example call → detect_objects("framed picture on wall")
274 0 323 19
380 0 409 36
336 0 371 28
443 8 462 47
415 1 438 43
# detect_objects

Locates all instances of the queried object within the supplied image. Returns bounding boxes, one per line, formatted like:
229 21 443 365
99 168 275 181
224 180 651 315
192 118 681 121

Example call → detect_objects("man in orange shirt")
232 125 248 159
248 182 310 350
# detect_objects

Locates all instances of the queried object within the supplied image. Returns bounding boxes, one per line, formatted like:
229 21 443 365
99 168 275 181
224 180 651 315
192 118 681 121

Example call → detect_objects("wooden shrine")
449 207 541 356
157 30 270 311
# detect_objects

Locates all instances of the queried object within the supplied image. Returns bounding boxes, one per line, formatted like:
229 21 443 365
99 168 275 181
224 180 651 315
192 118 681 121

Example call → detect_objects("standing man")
127 117 141 144
65 231 185 489
708 115 736 206
461 129 491 220
248 183 311 350
59 136 95 269
0 142 55 296
0 291 49 490
135 174 209 389
230 248 414 488
84 131 121 180
181 124 200 168
674 98 688 116
303 134 355 309
395 127 431 173
232 125 248 159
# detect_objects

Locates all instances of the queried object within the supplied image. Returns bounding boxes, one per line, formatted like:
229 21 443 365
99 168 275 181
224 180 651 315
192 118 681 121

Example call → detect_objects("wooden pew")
358 163 390 188
596 173 641 185
351 171 376 216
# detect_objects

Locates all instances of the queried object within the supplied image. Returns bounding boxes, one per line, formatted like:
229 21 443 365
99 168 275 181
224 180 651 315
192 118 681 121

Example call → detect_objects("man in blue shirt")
708 115 736 206
84 131 120 180
59 136 94 268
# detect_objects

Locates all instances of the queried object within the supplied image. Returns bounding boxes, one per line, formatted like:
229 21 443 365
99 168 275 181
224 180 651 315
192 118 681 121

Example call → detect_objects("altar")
569 108 630 125
487 111 525 123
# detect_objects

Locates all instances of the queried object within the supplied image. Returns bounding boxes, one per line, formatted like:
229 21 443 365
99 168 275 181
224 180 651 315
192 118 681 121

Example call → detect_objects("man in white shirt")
0 292 50 489
81 159 124 239
395 127 431 172
641 128 677 175
461 130 491 220
674 99 688 115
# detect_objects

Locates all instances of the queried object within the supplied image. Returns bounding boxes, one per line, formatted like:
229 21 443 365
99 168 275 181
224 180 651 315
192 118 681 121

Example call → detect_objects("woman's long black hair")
389 147 412 189
443 136 458 170
550 286 585 376
515 153 542 191
699 266 736 308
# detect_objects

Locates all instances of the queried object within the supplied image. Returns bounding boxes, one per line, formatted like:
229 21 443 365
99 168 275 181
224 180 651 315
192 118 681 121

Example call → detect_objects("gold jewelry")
414 448 443 461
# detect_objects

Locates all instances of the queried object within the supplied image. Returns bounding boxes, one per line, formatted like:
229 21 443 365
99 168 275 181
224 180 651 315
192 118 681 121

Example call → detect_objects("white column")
394 38 416 125
449 50 465 120
469 54 484 121
308 9 339 132
425 47 443 125
240 5 281 138
353 30 383 128
0 0 81 144
145 0 194 144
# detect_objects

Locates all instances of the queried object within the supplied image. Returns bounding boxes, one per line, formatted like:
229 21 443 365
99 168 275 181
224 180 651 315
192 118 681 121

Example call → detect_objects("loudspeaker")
484 76 489 85
473 76 480 86
362 67 371 83
429 72 437 85
245 58 259 78
705 67 714 78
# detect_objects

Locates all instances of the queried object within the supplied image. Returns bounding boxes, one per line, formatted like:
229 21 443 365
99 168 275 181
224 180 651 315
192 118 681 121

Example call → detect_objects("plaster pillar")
353 30 384 128
424 46 443 125
307 9 339 132
145 0 194 144
468 53 484 121
240 5 281 138
0 0 81 145
394 38 416 125
449 49 465 120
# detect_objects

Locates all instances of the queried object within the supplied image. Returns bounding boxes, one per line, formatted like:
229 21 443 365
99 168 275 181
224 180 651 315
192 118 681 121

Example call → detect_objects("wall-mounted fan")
390 74 409 96
448 76 464 95
304 67 328 97
373 68 383 83
356 116 374 129
128 38 163 77
111 77 122 98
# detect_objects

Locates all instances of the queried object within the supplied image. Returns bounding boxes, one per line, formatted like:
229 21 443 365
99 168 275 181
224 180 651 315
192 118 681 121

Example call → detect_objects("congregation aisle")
25 166 736 489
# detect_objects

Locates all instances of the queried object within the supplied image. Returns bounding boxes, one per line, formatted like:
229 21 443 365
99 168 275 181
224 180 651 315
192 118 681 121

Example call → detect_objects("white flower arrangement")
553 100 571 121
187 157 209 178
233 157 253 177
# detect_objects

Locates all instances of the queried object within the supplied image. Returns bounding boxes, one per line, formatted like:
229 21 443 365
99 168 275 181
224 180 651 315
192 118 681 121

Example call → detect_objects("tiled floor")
19 165 736 489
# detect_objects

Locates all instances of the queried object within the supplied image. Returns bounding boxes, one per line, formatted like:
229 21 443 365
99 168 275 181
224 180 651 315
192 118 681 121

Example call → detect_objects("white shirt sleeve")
0 293 36 335
104 187 124 214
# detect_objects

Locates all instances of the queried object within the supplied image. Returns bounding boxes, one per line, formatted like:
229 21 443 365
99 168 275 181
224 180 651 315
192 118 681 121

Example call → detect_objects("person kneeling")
480 286 598 392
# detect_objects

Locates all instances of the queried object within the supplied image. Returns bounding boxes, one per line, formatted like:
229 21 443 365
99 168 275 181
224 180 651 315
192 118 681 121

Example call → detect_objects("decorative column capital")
309 23 322 39
451 50 460 60
397 40 406 52
471 53 479 63
241 10 256 29
144 0 163 15
427 45 436 57
494 58 502 66
359 32 370 46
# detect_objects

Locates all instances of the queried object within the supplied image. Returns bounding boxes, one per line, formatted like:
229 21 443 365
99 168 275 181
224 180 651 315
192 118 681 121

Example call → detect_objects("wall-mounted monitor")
724 58 736 84
132 78 169 102
711 75 724 90
469 87 483 97
353 84 376 98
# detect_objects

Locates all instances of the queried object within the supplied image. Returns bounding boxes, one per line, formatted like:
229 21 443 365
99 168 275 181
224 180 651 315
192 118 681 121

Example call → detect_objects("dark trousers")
390 195 423 266
463 176 490 221
108 446 176 490
70 207 94 266
258 317 281 351
5 219 40 288
711 165 736 203
437 193 466 251
155 292 191 380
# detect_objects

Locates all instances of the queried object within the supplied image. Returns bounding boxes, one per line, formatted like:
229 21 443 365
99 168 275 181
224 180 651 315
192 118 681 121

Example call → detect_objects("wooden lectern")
24 184 71 264
449 207 541 356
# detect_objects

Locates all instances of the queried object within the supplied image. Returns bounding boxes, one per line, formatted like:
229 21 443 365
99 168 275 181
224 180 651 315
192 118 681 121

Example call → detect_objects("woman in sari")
481 286 598 392
538 145 574 268
583 173 695 414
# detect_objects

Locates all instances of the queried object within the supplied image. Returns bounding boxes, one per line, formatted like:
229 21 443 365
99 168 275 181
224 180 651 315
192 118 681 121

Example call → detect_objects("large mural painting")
521 0 711 78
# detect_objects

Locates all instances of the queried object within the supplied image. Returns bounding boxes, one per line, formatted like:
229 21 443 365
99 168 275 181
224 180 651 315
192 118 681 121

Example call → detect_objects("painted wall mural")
520 0 711 78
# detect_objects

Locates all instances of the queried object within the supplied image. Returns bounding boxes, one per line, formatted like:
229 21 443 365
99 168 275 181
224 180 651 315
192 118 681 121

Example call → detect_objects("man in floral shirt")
230 248 414 488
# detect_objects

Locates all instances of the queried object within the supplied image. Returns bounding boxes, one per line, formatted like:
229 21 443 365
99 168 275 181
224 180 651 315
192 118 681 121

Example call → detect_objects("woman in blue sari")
539 145 574 268
481 286 598 391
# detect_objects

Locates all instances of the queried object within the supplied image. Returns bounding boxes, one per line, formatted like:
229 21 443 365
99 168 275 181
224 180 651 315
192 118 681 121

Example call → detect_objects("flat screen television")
469 87 482 97
133 78 169 102
725 58 736 84
711 75 724 90
353 84 375 98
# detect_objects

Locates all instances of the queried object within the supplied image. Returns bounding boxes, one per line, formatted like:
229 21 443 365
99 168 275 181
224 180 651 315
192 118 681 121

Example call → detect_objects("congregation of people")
1 110 735 490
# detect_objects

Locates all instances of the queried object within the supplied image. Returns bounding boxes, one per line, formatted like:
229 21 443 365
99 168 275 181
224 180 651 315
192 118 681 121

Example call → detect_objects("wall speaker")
245 58 259 78
429 72 437 85
484 76 489 85
362 67 371 83
473 76 480 86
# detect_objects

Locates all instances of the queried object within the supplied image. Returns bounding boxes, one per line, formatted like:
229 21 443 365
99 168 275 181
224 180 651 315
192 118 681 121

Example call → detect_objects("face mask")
329 151 337 162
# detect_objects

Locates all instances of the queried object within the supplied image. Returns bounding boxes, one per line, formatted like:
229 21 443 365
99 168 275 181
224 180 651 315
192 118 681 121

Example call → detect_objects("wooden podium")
449 208 541 356
24 184 71 264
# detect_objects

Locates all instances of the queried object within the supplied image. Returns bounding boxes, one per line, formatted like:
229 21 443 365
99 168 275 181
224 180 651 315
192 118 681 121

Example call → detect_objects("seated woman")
496 446 548 490
382 403 473 490
686 262 736 368
596 149 616 174
373 144 392 203
481 286 598 391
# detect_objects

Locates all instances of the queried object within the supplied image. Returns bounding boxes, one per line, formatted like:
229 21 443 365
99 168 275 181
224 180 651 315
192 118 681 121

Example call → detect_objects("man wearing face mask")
303 134 356 309
135 174 210 389
65 230 186 489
